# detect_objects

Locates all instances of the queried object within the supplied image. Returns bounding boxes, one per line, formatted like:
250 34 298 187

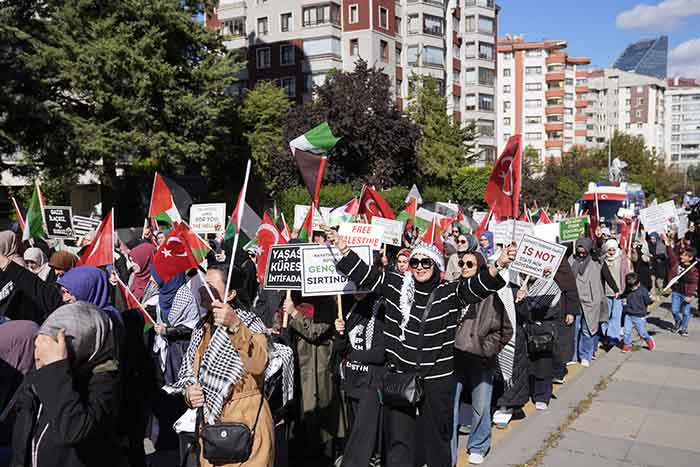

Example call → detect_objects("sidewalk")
460 301 700 467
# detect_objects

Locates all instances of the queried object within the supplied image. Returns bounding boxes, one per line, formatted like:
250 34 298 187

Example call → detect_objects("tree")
406 75 478 184
240 81 293 194
1 0 244 210
450 166 491 208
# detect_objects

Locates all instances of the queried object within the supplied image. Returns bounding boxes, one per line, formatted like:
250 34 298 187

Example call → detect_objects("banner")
72 215 102 238
263 244 311 291
293 205 332 232
189 203 227 234
510 234 567 279
337 223 385 250
639 201 677 234
371 217 405 247
44 206 74 239
300 245 372 296
559 216 590 242
533 222 561 243
490 220 534 245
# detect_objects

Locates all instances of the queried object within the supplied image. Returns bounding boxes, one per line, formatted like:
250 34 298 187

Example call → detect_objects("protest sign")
338 223 385 250
72 215 102 238
293 205 332 232
534 222 561 243
490 220 534 245
559 216 589 242
300 245 372 296
416 207 447 223
371 217 405 247
44 206 74 239
639 201 677 234
189 203 227 235
510 234 567 279
263 244 311 290
677 209 689 237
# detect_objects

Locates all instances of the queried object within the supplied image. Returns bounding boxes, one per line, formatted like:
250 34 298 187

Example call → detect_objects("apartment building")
496 37 590 161
584 68 666 156
209 0 499 163
666 77 700 171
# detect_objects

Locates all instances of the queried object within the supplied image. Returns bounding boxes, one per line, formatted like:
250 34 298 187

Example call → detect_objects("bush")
422 185 453 204
279 183 356 224
450 166 491 208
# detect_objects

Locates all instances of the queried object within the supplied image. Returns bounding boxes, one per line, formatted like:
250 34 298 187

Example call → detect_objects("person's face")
25 260 39 273
313 234 325 245
459 253 478 279
576 247 588 258
201 269 235 310
681 251 692 265
457 235 469 249
452 229 460 238
53 267 66 277
157 233 166 246
61 286 76 304
607 246 616 257
409 254 435 283
479 236 489 247
396 254 409 273
650 236 657 244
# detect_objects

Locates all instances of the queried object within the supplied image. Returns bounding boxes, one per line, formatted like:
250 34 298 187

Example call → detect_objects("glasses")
458 239 468 244
409 257 434 269
458 260 476 268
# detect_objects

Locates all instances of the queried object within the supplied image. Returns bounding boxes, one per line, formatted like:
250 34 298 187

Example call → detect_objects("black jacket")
11 360 127 467
1 262 63 322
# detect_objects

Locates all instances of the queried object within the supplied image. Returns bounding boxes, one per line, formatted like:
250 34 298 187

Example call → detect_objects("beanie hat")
409 241 445 272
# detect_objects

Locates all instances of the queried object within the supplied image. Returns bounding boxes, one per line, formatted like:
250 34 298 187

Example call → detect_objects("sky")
497 0 700 77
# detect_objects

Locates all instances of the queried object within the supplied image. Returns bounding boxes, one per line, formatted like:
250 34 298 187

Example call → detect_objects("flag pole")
111 208 115 268
225 159 252 299
115 276 156 326
11 197 25 231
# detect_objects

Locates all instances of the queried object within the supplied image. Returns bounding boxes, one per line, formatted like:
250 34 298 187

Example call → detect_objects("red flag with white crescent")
256 212 287 283
485 135 522 219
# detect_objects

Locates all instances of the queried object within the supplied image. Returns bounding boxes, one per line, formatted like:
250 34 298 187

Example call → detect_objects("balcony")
575 114 587 122
396 66 403 81
575 130 587 137
545 123 564 132
575 85 589 94
546 55 566 65
453 31 461 46
453 84 461 96
453 58 461 70
545 89 565 98
545 139 564 149
453 111 461 123
575 99 588 108
545 105 565 115
545 72 565 82
453 7 461 18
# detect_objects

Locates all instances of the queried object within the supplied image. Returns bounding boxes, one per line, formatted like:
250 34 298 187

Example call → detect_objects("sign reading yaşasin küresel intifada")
264 244 306 291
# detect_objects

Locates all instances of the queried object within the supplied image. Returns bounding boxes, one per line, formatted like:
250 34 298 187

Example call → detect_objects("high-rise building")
613 36 668 80
665 77 700 171
209 0 499 164
496 37 590 161
584 68 666 156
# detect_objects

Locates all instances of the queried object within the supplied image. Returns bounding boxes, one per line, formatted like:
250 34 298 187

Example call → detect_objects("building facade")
613 36 668 80
496 37 590 161
665 77 700 171
209 0 499 163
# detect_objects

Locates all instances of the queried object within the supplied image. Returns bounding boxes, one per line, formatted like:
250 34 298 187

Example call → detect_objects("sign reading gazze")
509 234 567 279
44 206 74 239
300 244 372 296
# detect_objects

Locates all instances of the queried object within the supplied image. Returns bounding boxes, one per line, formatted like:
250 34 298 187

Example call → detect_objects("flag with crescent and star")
79 209 114 267
255 212 287 283
152 222 210 281
485 134 522 219
358 185 395 220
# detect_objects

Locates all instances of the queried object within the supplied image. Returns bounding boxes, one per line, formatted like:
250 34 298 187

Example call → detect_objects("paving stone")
594 379 661 409
555 430 633 461
622 440 700 467
653 385 700 416
570 401 649 440
635 410 700 453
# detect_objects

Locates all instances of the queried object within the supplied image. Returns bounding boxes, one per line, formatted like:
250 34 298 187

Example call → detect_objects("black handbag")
526 322 555 354
381 291 437 408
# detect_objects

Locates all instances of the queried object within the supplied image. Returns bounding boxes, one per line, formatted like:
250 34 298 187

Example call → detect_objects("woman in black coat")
11 302 127 467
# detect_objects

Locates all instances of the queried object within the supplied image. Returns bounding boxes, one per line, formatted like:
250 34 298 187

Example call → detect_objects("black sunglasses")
458 239 468 244
458 260 476 268
409 257 434 269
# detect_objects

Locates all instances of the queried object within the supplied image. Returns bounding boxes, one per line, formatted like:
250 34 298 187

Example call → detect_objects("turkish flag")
485 135 522 219
359 185 395 220
152 222 200 282
79 210 114 267
256 212 287 283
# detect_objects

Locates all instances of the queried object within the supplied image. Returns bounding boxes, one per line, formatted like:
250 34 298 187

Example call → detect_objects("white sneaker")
535 402 548 411
566 360 578 366
580 359 590 368
469 453 485 465
493 407 513 429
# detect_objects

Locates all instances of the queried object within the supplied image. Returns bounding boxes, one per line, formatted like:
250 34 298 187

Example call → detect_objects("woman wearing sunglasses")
445 234 478 281
326 228 516 467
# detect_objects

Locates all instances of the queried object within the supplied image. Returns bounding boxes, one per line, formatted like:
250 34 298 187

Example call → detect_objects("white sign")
338 223 385 250
293 205 332 232
371 217 405 246
416 207 447 223
405 184 423 205
300 245 372 296
490 220 535 245
472 211 487 225
677 209 689 237
510 234 567 279
189 203 227 234
639 201 677 234
533 222 561 243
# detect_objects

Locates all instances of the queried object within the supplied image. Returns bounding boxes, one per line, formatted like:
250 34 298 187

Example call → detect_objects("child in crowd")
621 272 656 353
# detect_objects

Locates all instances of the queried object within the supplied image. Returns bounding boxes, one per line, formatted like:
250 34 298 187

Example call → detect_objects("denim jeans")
601 298 623 343
572 314 581 362
623 315 651 345
451 365 495 463
671 291 692 332
578 314 597 361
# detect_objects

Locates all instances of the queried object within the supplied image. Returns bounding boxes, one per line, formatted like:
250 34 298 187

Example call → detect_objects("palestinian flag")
297 205 314 242
328 198 359 226
11 197 25 231
79 209 114 267
290 122 340 203
538 209 552 225
115 275 156 332
397 198 430 230
22 181 46 242
225 186 246 242
148 173 192 227
279 212 292 242
422 217 444 254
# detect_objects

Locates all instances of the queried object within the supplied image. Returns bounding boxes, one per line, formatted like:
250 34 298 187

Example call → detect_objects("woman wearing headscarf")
647 232 667 291
48 250 79 278
328 228 515 467
394 248 411 275
600 239 630 348
10 303 127 467
23 247 54 282
445 234 478 281
58 267 124 327
166 263 273 467
478 232 495 259
128 242 156 301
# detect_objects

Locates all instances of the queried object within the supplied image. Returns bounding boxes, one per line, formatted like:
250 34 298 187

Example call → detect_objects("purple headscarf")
58 266 123 325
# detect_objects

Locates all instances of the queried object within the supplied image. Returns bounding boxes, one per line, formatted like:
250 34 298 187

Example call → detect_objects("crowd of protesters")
0 204 697 467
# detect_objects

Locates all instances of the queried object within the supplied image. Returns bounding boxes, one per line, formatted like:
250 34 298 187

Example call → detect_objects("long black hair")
206 263 252 310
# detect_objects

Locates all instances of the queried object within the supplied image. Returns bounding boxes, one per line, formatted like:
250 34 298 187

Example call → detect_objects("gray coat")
568 256 607 334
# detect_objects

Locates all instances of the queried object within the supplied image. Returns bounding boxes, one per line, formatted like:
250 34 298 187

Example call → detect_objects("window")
407 45 418 65
478 119 495 137
465 67 476 85
395 16 402 33
547 115 562 123
565 122 573 130
526 82 542 91
636 98 644 106
503 117 511 126
303 37 341 56
453 45 460 58
422 46 444 67
423 14 443 35
479 94 494 111
503 133 511 141
281 12 292 32
379 7 389 29
380 40 389 61
465 42 476 58
465 15 476 32
280 44 295 65
503 101 511 111
635 110 642 118
525 66 542 75
280 77 296 98
502 68 511 77
257 17 268 35
526 116 541 124
465 94 477 111
525 49 541 57
478 67 494 86
478 42 493 60
302 4 340 26
349 4 358 24
256 47 271 69
478 16 493 34
349 39 359 56
503 84 511 93
395 46 401 63
565 78 574 86
502 52 513 60
408 14 419 33
525 99 542 108
526 132 542 140
222 17 246 37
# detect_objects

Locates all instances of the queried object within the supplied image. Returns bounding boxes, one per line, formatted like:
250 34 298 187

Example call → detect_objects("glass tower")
613 36 668 79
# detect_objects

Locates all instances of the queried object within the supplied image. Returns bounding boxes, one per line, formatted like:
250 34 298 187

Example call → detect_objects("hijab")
23 247 52 281
571 237 593 276
58 266 122 325
479 231 495 258
129 242 156 300
49 250 79 272
647 232 666 256
0 231 24 266
37 302 116 376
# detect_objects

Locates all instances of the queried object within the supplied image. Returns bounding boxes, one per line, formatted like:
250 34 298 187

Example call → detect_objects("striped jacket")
337 251 505 381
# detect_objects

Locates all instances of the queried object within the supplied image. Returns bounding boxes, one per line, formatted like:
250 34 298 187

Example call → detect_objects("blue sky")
497 0 700 77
